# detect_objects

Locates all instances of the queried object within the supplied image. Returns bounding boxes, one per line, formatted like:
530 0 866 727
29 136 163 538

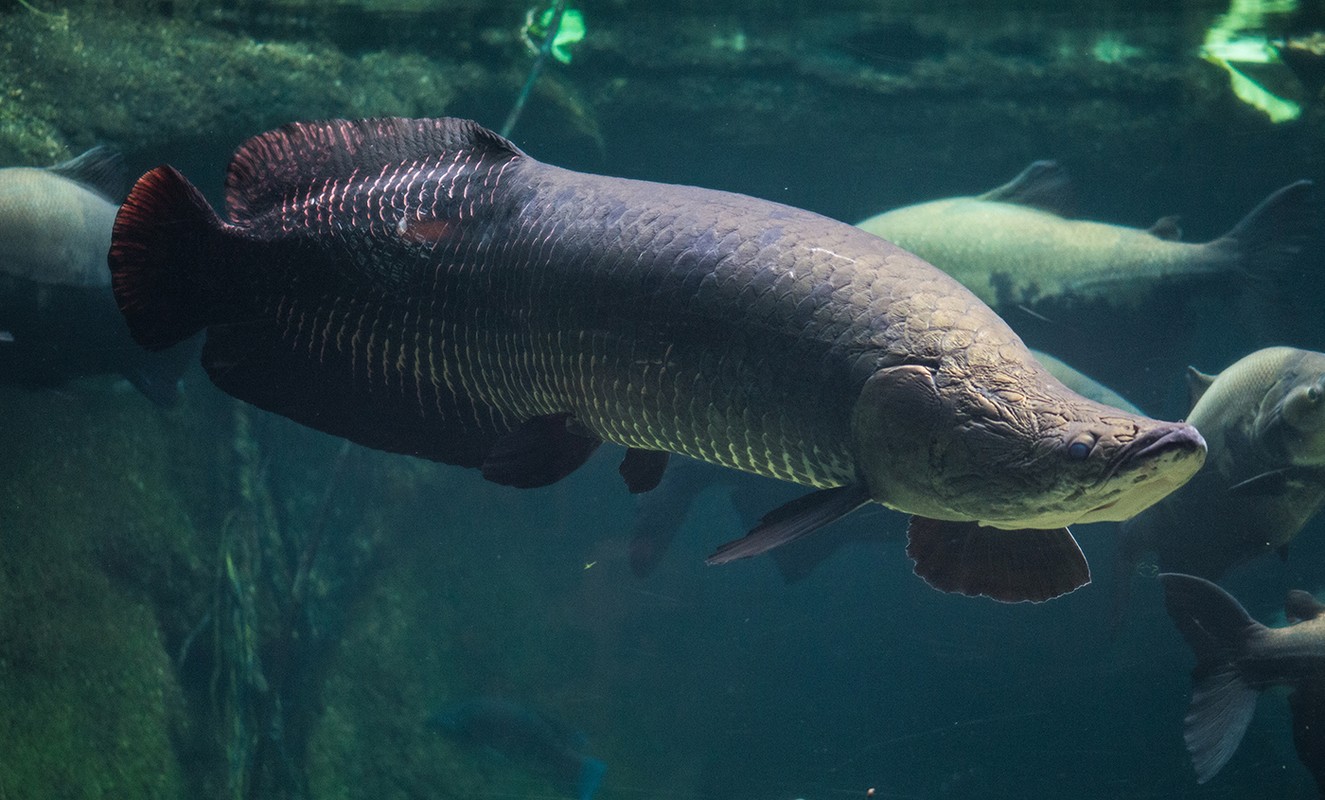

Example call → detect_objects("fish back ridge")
1160 572 1265 783
1213 179 1317 285
225 117 524 224
109 165 229 350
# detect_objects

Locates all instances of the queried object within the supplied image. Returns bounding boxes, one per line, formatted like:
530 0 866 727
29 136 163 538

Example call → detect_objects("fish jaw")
1072 423 1208 524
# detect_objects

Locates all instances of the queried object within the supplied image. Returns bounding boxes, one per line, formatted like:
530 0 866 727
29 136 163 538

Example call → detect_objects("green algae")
0 383 197 799
0 9 486 163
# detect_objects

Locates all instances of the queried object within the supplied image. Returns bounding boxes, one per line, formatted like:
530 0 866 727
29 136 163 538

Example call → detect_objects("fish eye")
1309 385 1322 403
1066 437 1094 461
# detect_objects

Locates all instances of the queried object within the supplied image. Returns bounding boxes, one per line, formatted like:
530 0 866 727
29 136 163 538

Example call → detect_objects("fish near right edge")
1160 573 1325 796
107 116 1207 603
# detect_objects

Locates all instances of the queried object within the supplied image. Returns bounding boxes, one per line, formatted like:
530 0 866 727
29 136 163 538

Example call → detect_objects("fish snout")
1122 423 1207 467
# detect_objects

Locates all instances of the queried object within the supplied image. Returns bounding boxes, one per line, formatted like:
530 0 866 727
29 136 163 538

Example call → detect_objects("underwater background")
2 0 1325 798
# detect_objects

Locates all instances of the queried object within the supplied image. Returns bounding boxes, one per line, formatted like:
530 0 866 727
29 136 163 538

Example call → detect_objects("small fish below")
855 160 1317 318
1160 573 1325 796
1117 346 1325 609
428 697 606 800
0 146 196 406
108 116 1207 604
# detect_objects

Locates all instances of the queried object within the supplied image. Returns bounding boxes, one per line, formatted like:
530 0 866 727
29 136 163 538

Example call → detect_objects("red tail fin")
109 165 224 351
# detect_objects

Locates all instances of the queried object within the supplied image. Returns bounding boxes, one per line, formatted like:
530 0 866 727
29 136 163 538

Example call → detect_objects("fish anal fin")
480 413 601 489
905 518 1090 603
1185 366 1217 410
618 448 669 494
1147 214 1183 241
977 160 1075 216
704 483 871 565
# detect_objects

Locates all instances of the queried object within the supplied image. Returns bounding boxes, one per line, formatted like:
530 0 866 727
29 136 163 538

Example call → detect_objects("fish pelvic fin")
1159 573 1265 783
109 166 228 351
906 519 1090 603
1215 179 1317 291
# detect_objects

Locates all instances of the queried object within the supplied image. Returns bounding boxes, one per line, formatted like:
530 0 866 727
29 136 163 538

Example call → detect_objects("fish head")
1263 353 1325 466
850 361 1207 528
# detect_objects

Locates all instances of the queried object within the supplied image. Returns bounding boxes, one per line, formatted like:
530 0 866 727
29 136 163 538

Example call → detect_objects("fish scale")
217 121 924 485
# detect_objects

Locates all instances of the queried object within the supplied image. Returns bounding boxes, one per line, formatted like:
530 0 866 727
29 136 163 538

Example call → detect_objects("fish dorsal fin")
1186 366 1217 410
49 145 127 201
977 160 1075 215
1147 214 1183 241
225 117 525 223
1286 589 1325 622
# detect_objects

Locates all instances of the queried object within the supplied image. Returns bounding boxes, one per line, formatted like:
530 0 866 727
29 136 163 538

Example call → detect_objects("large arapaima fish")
108 117 1206 603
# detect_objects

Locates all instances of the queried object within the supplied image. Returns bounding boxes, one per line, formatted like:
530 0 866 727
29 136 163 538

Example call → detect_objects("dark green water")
1 1 1324 798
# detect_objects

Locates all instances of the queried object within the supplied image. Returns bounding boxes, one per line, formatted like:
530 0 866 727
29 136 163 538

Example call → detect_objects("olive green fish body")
1122 347 1325 581
856 162 1315 318
859 198 1231 311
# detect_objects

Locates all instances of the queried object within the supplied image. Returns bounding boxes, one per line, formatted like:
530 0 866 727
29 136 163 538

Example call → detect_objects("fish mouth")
1105 424 1207 482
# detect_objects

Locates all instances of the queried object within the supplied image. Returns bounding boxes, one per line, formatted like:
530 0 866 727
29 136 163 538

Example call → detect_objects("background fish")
855 160 1316 316
1160 573 1325 796
1118 346 1325 589
109 117 1207 603
0 146 195 406
428 697 606 800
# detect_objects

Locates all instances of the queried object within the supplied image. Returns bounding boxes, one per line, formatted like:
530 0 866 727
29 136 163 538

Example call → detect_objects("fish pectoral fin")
1228 468 1293 496
704 483 871 565
618 448 669 494
905 518 1090 603
1230 465 1325 497
977 160 1075 216
479 413 601 489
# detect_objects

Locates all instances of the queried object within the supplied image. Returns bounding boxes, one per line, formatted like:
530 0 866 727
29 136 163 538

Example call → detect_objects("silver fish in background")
1119 347 1325 587
1161 573 1325 795
0 146 194 406
855 161 1316 316
108 117 1207 602
428 697 606 800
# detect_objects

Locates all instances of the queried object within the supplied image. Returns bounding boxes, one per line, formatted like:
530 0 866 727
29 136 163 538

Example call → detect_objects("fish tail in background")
109 165 230 351
576 756 606 800
1159 572 1265 783
1213 179 1317 289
